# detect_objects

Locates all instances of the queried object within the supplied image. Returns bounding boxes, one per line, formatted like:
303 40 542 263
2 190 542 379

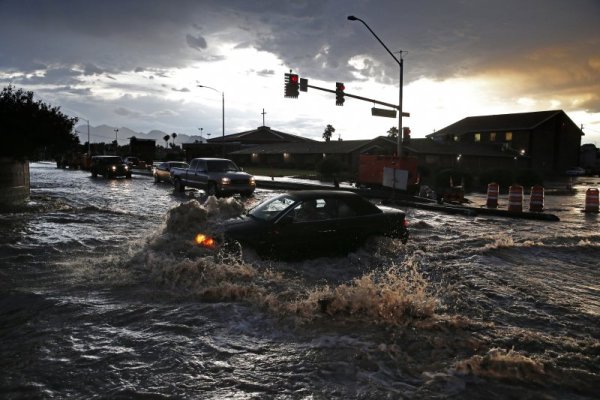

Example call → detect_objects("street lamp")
78 117 91 154
197 84 225 155
348 15 404 158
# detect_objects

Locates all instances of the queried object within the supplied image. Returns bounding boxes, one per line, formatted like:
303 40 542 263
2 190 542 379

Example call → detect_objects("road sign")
371 107 397 118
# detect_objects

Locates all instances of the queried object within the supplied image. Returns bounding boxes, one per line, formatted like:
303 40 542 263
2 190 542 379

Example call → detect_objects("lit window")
505 132 513 141
474 133 481 142
490 132 496 141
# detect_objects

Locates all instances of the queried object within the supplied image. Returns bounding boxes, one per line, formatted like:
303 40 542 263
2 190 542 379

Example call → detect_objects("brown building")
184 111 583 178
183 125 316 161
426 110 583 175
129 137 156 164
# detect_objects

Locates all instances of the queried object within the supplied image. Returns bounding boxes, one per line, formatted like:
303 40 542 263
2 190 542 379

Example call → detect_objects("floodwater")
0 162 598 399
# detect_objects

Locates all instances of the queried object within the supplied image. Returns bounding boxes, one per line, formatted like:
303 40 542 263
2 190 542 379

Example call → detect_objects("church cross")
261 108 267 126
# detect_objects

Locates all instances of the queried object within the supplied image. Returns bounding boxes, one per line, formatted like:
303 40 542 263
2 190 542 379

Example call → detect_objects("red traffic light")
284 73 300 98
336 82 345 106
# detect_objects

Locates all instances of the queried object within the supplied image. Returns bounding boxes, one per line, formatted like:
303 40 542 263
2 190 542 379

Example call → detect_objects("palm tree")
171 132 178 147
387 126 399 139
163 134 170 148
323 124 335 142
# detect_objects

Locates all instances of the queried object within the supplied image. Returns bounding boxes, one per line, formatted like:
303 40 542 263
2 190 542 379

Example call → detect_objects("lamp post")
348 15 404 159
78 117 91 155
197 84 225 155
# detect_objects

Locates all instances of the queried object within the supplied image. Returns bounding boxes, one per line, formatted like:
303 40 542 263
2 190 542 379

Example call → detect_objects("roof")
286 190 363 200
427 110 565 139
229 139 374 155
208 125 317 144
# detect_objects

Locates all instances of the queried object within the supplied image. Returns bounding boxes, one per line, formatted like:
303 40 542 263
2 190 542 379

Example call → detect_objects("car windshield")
170 162 189 169
98 157 122 164
207 160 239 172
249 195 297 221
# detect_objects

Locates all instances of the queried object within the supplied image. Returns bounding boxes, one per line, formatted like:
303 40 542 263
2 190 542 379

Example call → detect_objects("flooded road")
1 162 598 399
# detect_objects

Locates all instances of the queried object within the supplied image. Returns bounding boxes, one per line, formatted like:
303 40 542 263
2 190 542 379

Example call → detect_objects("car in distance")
196 190 409 258
123 156 140 167
171 158 256 196
90 155 131 179
153 161 190 183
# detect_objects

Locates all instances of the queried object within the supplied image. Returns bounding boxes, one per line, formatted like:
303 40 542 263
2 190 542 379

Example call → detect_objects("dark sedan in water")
196 190 409 258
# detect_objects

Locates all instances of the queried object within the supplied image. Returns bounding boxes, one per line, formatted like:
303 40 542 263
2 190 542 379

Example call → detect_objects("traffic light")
403 127 411 142
300 78 308 92
284 73 299 98
335 82 345 106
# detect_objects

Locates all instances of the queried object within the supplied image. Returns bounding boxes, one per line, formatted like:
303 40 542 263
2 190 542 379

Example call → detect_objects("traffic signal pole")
304 83 409 116
348 15 405 158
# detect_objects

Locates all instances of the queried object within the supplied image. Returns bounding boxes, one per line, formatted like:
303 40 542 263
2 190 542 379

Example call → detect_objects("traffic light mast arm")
306 83 409 116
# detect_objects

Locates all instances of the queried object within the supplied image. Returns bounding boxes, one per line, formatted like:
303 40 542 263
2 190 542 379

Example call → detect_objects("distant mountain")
74 124 206 146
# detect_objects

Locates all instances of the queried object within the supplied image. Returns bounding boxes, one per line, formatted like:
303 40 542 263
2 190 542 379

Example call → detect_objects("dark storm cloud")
186 34 208 50
83 64 105 76
1 0 597 82
2 0 598 124
15 67 82 86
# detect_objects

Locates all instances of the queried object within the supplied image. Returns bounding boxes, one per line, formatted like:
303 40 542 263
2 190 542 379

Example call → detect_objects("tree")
387 126 399 139
1 85 79 160
171 132 177 147
163 134 170 148
323 124 335 142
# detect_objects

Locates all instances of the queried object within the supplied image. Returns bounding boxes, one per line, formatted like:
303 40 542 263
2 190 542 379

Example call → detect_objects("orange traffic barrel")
585 188 599 213
508 185 523 212
529 185 544 212
486 183 499 208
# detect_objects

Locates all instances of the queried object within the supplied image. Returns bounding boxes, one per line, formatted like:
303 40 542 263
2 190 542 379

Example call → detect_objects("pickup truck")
170 157 256 196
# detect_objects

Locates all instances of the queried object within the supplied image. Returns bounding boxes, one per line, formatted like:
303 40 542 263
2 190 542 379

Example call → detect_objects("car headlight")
249 177 256 185
221 177 231 185
124 165 129 170
195 233 216 249
111 166 117 171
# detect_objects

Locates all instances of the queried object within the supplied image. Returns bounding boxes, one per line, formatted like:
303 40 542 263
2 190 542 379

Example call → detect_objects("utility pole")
348 15 405 158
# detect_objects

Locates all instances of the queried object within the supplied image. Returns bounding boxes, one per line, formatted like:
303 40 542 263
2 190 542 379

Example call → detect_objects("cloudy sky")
2 0 599 145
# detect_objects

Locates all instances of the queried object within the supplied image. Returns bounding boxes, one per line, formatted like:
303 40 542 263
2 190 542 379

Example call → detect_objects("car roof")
286 190 363 201
193 158 232 161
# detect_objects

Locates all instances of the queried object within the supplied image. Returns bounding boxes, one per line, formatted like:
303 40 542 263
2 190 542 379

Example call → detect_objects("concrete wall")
0 158 30 208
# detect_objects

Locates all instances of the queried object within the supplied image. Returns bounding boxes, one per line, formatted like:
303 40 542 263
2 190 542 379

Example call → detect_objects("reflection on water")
0 163 598 399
